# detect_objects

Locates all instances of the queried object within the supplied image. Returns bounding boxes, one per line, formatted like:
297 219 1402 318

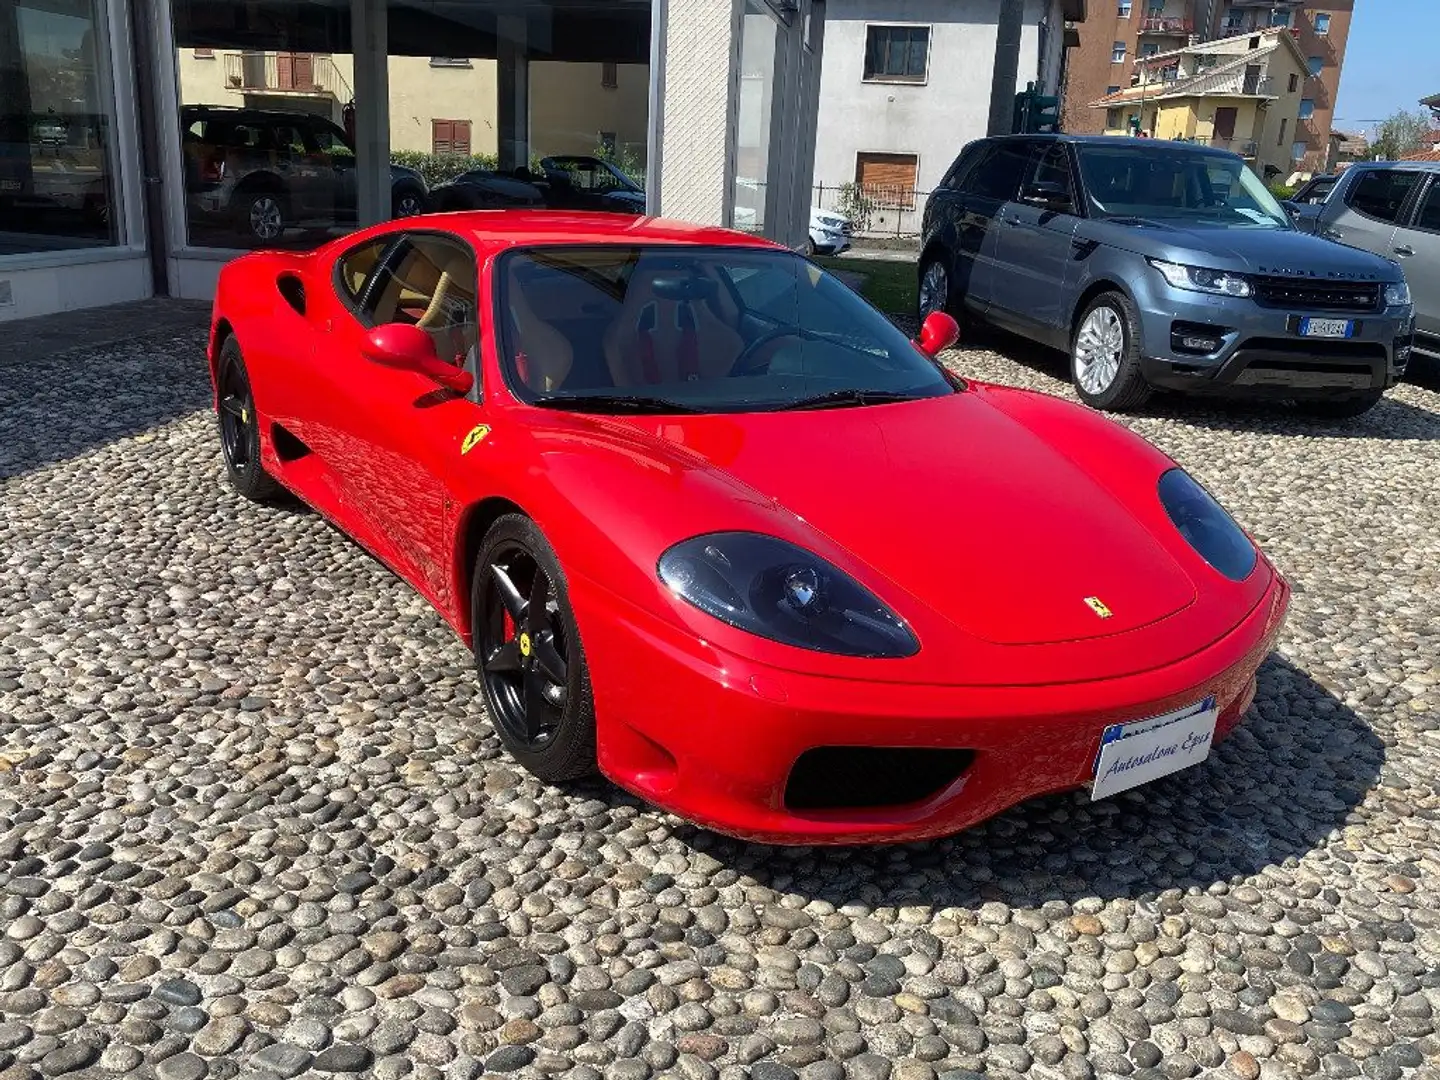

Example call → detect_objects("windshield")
1076 144 1291 229
497 246 954 413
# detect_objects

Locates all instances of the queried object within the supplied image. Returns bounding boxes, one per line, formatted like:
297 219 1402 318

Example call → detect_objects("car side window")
1412 180 1440 235
1022 144 1075 209
337 238 388 303
272 125 307 156
1345 169 1421 225
963 142 1032 202
355 233 480 369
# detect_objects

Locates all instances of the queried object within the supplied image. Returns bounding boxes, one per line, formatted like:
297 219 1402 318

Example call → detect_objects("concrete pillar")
351 0 389 226
496 13 530 173
655 0 738 225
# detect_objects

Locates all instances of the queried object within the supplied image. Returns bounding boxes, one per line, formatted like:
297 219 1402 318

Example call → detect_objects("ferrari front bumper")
574 571 1289 845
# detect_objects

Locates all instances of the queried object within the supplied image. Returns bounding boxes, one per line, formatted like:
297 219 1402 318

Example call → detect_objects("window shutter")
432 119 453 155
855 152 919 208
454 121 471 155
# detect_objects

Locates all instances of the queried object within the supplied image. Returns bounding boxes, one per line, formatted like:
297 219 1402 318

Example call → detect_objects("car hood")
604 391 1198 647
1084 218 1402 280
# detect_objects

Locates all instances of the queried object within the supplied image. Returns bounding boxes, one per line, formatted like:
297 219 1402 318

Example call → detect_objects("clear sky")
1332 0 1440 135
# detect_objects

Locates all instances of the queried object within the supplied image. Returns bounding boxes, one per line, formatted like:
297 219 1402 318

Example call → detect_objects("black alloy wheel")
216 339 280 502
473 515 596 781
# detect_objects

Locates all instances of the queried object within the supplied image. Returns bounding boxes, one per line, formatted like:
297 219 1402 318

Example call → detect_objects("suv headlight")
1158 469 1256 582
1385 282 1412 307
658 532 918 658
1148 258 1253 298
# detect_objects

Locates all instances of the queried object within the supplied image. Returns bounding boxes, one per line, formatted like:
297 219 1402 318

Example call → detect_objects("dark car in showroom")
918 135 1414 417
182 105 428 243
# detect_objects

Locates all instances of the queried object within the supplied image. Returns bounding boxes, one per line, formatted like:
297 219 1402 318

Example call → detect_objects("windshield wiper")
774 389 932 412
531 393 701 414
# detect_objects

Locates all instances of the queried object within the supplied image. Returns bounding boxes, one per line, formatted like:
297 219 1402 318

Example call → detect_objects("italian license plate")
1091 697 1218 801
1299 317 1353 339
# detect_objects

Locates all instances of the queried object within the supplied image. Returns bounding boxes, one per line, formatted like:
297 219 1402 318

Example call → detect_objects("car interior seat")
603 267 744 387
506 263 574 393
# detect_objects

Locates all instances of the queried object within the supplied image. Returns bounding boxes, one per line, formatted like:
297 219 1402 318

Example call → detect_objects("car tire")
917 254 957 321
804 236 817 257
237 189 286 243
393 186 426 218
1295 390 1384 419
215 337 281 503
1071 291 1151 411
472 514 597 784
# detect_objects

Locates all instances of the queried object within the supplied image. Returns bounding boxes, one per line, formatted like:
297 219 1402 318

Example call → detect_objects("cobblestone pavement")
2 308 1440 1080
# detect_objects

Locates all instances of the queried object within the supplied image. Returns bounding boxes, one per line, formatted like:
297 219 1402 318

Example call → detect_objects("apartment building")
1089 26 1308 180
1062 0 1351 174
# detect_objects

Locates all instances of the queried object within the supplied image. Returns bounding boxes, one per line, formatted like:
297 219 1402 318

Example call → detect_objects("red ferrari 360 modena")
208 210 1288 844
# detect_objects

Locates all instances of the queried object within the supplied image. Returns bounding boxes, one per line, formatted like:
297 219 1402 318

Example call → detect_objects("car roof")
183 104 330 124
410 211 783 251
1346 159 1440 173
978 133 1242 157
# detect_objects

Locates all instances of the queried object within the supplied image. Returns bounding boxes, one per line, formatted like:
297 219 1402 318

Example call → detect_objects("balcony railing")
223 52 353 102
1224 0 1299 6
1139 16 1192 35
1171 136 1258 158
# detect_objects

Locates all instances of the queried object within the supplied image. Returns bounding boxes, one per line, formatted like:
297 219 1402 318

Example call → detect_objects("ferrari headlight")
1148 258 1253 298
1158 469 1257 582
657 532 918 658
1385 282 1412 307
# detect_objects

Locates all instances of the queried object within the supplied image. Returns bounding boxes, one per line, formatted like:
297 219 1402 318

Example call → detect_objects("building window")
1278 117 1287 146
1308 56 1323 76
1314 13 1331 34
1299 99 1315 120
1270 10 1290 27
864 25 929 83
1140 43 1159 57
1288 73 1299 93
0 0 121 254
601 61 618 89
193 48 213 58
1147 0 1164 11
1112 41 1126 63
430 57 472 68
1291 140 1307 162
855 151 918 208
431 119 472 155
1107 107 1122 128
1106 85 1121 95
1118 0 1131 15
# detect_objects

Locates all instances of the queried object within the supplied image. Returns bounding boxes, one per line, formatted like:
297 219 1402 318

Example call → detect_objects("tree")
1370 108 1432 161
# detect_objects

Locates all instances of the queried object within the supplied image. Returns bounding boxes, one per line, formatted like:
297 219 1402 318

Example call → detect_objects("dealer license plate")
1299 317 1353 339
1091 696 1218 801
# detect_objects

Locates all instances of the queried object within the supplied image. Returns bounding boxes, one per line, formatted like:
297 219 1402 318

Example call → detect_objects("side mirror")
915 311 960 357
362 323 474 395
1020 181 1071 211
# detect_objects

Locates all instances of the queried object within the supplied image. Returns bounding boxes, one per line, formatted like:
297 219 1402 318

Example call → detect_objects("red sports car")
207 211 1289 844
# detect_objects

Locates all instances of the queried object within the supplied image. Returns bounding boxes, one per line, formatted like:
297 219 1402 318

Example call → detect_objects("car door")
309 120 358 222
938 140 1031 314
269 120 322 218
1396 175 1440 351
986 142 1082 342
1318 166 1422 259
316 229 487 609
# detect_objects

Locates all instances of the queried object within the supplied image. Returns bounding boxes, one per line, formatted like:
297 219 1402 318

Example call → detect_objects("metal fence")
813 182 932 241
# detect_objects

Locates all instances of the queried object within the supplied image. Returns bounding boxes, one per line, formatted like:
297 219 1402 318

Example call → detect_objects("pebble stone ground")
2 306 1440 1080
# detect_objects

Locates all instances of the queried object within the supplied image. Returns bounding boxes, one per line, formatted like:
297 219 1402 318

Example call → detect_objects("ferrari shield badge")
1084 596 1113 619
460 424 491 455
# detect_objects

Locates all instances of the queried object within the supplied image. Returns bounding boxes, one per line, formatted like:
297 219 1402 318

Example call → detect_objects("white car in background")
732 177 853 255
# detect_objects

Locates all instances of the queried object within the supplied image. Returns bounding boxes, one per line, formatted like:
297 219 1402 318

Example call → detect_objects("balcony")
1172 136 1258 158
223 52 353 102
1139 16 1193 35
1223 0 1300 6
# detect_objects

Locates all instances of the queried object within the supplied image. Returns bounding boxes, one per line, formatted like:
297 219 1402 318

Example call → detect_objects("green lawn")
815 256 918 316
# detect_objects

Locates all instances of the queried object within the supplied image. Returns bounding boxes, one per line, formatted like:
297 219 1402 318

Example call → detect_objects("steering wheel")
731 325 826 377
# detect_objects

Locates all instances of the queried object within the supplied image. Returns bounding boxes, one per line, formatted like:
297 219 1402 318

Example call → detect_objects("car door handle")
1394 245 1415 257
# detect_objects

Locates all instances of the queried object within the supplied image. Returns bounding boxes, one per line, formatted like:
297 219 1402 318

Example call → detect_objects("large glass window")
0 0 120 255
731 1 776 233
169 0 652 251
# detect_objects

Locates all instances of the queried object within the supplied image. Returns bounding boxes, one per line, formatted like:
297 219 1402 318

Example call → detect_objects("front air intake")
784 746 975 811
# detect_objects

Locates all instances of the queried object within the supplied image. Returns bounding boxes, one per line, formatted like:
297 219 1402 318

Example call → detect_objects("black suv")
182 106 428 243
